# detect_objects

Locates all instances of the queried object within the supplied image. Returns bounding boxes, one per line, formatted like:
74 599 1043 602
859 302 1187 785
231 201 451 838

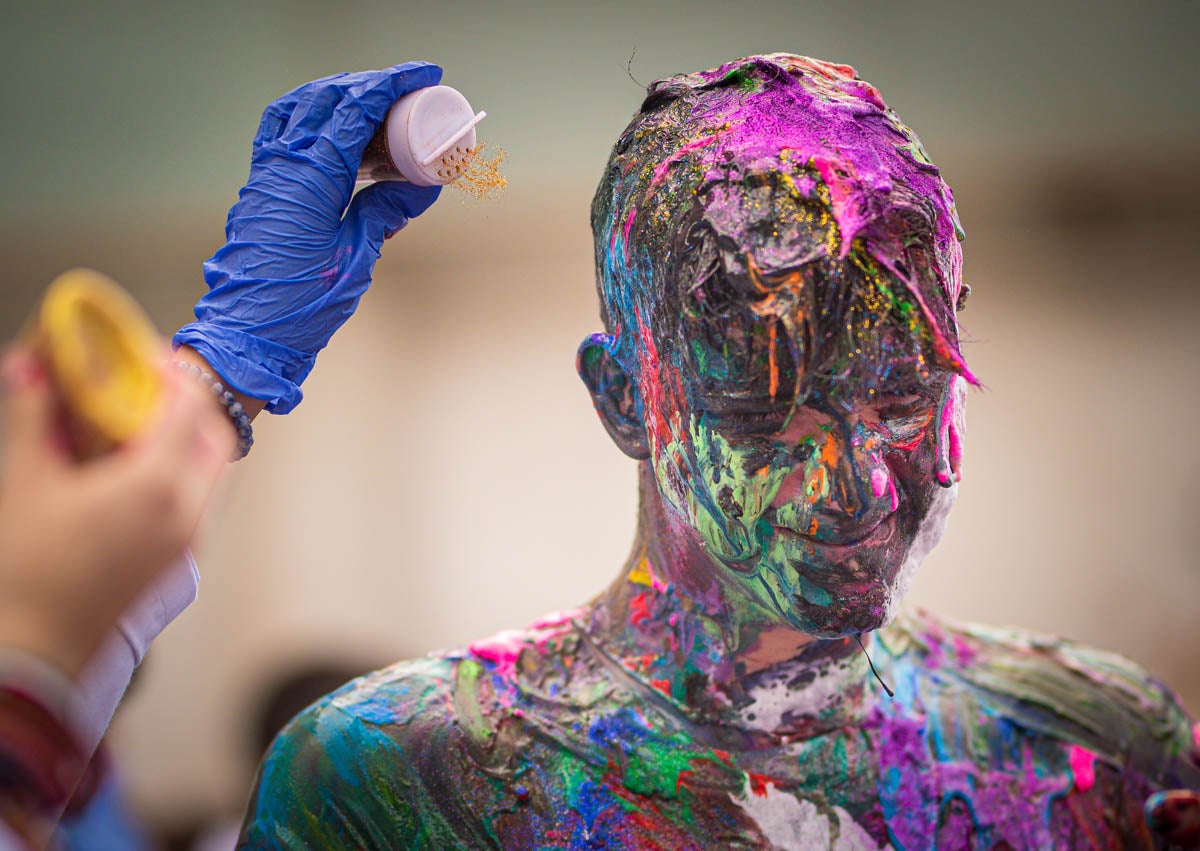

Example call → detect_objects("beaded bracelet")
171 361 254 460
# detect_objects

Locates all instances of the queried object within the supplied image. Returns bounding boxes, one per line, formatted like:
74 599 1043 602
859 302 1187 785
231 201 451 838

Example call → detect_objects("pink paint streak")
621 205 638 257
876 252 978 387
1068 745 1096 793
870 468 900 510
870 467 889 498
648 133 725 193
634 308 677 451
467 609 580 678
810 155 873 259
952 635 977 668
948 389 965 480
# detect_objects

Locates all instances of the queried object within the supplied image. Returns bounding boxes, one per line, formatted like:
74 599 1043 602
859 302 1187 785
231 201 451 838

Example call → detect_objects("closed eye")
880 407 934 450
705 405 793 435
858 394 934 447
886 410 933 442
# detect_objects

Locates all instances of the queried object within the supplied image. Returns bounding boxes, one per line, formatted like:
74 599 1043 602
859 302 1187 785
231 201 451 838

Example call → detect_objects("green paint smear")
798 574 832 607
622 732 698 810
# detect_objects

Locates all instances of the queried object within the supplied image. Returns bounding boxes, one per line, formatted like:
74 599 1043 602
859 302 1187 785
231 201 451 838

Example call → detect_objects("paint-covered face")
589 55 972 638
632 171 966 638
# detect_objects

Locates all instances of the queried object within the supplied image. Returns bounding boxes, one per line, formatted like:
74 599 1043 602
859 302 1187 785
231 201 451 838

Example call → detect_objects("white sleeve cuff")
72 550 200 754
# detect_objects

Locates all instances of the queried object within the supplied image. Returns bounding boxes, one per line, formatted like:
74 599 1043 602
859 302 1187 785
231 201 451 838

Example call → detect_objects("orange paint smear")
744 256 810 409
767 320 779 400
807 466 827 504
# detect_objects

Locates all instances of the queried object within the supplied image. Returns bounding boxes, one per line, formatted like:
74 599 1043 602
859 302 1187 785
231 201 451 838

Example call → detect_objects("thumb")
1 347 64 473
343 181 442 248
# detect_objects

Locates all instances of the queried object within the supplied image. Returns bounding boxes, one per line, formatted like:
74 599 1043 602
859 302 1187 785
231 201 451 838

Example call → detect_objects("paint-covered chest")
245 617 1194 849
434 665 1157 849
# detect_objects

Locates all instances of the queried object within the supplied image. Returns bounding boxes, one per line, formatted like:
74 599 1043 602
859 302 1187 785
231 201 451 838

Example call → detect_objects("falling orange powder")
439 141 508 200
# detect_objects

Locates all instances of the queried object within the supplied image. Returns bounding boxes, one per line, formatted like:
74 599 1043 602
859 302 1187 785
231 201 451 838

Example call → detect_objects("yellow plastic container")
30 269 161 457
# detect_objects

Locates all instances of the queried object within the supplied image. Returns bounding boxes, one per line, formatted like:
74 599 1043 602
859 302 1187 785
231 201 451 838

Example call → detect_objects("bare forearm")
173 344 268 424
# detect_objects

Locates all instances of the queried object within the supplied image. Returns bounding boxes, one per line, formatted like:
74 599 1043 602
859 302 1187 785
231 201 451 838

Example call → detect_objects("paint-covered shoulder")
321 653 464 728
239 613 596 851
883 607 1199 788
238 653 478 849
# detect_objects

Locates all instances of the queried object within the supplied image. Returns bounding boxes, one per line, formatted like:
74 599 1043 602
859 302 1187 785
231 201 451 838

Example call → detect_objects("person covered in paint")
216 56 1200 848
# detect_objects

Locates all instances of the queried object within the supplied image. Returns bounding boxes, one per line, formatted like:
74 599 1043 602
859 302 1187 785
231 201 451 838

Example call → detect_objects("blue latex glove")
174 61 443 413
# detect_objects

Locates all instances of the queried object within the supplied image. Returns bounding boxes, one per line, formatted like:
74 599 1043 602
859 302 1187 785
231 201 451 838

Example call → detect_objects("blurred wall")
1 0 1197 832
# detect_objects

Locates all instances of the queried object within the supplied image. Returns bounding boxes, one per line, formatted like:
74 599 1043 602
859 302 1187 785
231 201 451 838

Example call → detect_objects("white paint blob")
734 778 890 850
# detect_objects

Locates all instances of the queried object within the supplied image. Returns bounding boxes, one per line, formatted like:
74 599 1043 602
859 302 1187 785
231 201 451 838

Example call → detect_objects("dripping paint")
239 54 1199 850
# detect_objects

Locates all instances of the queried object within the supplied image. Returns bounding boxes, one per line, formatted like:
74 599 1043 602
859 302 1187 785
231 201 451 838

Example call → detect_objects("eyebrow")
745 248 829 281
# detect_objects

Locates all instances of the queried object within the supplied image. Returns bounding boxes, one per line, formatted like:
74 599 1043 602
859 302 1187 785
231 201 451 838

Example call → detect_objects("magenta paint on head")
632 53 977 386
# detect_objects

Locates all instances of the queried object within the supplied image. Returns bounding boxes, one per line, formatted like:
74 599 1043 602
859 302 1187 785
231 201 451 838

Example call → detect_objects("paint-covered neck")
583 462 875 739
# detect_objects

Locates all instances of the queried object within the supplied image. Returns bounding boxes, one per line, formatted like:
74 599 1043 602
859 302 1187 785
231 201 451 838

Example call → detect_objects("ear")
577 333 650 460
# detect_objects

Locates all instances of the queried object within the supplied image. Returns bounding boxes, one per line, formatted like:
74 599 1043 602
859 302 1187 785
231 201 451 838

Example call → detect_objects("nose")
804 419 896 542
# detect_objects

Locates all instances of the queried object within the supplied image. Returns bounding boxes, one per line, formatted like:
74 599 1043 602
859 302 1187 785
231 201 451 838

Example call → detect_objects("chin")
777 484 960 638
786 578 901 638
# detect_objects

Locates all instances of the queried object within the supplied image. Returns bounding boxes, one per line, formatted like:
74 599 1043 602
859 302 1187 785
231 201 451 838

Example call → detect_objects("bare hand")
0 345 233 677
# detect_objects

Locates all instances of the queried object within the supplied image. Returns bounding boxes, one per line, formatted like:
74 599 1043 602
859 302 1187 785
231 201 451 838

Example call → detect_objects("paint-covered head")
580 54 972 638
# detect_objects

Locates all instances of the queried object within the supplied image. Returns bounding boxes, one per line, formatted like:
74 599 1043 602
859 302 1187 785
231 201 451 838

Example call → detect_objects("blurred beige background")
2 0 1198 838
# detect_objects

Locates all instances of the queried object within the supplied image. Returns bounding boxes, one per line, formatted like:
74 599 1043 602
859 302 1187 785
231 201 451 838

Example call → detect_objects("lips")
772 512 896 551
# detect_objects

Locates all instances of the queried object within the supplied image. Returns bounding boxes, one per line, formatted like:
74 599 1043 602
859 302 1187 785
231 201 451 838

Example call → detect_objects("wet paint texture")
239 55 1198 848
582 54 978 640
242 609 1199 849
594 53 974 391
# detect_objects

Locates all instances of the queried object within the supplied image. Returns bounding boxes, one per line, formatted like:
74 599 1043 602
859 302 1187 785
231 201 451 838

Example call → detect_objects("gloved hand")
174 61 444 413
